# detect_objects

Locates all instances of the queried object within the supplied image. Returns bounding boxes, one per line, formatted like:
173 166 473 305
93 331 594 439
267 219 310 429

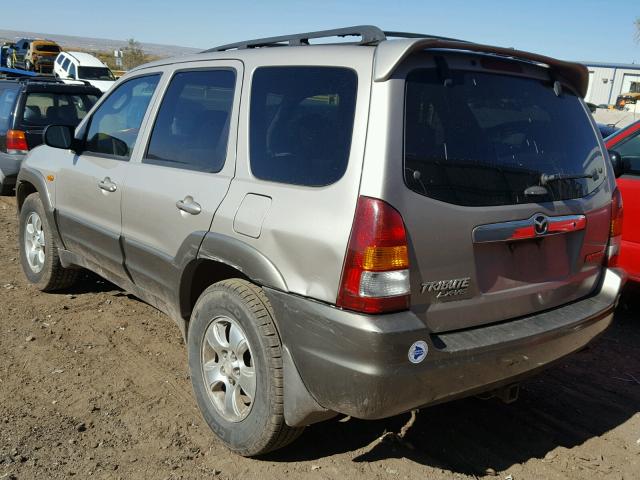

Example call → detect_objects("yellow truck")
8 38 61 73
616 80 640 111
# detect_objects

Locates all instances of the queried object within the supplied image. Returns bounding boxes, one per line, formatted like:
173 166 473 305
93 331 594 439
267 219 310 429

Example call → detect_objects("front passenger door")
56 73 161 281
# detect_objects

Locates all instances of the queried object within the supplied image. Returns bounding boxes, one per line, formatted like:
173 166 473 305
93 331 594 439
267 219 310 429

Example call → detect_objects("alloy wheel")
24 212 45 273
201 316 256 422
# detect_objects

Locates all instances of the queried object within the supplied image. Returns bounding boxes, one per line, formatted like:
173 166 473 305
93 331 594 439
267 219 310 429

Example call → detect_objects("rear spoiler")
374 39 589 98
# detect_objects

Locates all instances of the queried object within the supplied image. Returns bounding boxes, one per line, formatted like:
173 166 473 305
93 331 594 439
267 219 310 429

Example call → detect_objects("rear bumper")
266 268 625 421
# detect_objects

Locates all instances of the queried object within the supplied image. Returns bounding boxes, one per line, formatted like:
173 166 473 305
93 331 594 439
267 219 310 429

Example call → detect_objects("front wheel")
188 279 303 456
19 193 79 291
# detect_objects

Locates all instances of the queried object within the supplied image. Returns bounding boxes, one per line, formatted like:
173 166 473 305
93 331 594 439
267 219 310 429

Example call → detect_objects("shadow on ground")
49 271 126 296
267 304 640 476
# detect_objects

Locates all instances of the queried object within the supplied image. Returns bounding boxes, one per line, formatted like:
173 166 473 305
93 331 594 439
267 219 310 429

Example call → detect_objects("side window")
249 67 357 186
617 131 640 175
62 58 70 71
145 69 235 173
56 55 64 65
69 63 77 79
22 93 99 126
85 74 160 159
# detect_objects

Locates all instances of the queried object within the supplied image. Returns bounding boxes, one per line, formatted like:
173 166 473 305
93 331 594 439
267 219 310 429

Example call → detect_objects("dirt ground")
0 194 639 480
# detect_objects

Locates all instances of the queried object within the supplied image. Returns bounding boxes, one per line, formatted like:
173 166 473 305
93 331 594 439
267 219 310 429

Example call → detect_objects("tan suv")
16 26 626 456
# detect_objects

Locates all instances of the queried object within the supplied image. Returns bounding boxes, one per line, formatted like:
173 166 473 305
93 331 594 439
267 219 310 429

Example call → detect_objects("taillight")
607 188 623 266
337 196 410 314
6 130 28 154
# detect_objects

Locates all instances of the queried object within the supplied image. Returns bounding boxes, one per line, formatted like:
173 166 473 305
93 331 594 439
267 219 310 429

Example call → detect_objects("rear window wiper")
540 169 599 186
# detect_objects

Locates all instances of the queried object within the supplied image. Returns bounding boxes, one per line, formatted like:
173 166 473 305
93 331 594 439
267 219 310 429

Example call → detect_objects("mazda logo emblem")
534 215 548 235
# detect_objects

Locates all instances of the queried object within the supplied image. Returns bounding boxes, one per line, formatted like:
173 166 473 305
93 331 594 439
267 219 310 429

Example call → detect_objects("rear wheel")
19 193 78 291
188 279 303 456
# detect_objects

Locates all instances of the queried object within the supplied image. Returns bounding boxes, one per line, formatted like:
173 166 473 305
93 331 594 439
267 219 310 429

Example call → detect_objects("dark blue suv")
0 75 100 194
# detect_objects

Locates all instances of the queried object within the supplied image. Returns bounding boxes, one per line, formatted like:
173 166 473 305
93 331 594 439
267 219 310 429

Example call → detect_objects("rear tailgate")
365 51 613 333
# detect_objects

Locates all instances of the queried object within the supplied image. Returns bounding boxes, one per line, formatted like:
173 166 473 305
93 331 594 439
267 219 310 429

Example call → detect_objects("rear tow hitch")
477 384 520 404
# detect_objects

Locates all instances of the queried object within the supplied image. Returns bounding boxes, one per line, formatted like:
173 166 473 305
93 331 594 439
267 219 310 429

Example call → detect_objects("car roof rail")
17 75 64 84
383 31 470 43
204 25 471 53
205 25 388 52
62 79 95 87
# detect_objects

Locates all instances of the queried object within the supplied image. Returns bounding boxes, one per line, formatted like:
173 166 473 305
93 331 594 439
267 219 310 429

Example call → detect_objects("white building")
583 62 640 106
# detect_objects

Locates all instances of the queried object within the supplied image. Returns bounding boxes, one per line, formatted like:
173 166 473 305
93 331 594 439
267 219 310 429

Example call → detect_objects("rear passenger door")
121 62 242 303
56 73 162 280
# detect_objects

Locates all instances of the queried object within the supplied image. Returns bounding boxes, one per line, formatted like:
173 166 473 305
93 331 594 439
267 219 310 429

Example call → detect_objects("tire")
188 278 303 456
19 193 78 291
25 60 33 71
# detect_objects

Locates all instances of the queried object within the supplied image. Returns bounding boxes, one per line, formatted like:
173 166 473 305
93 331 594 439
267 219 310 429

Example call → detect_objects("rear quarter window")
249 66 357 187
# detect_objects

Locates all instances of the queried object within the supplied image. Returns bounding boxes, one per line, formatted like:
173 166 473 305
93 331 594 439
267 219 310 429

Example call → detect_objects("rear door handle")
176 196 201 215
98 177 117 193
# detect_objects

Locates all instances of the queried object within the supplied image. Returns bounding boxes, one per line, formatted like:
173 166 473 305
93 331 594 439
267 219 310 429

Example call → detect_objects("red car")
605 120 640 282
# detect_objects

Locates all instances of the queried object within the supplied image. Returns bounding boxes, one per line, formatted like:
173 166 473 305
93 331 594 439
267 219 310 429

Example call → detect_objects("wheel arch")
16 167 64 249
17 167 52 213
178 232 288 337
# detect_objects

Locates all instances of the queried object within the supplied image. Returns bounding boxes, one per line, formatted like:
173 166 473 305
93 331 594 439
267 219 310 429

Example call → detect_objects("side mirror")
608 150 627 178
44 125 75 150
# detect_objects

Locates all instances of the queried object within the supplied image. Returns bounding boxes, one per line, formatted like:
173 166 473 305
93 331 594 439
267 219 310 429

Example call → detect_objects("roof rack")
204 25 469 52
17 75 64 83
0 73 94 88
383 31 468 43
205 25 386 52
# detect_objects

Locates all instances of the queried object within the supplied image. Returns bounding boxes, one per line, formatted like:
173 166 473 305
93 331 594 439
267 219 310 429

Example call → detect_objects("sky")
2 0 639 64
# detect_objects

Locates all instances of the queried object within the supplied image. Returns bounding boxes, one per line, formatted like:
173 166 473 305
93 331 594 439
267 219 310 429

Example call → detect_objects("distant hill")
0 28 201 58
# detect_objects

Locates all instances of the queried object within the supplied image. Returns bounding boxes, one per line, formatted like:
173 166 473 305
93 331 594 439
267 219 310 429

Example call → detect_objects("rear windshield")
22 92 99 126
78 67 115 81
404 68 605 206
35 44 60 53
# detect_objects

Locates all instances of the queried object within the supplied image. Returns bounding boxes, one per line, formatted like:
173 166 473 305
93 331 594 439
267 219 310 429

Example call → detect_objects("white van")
53 51 115 93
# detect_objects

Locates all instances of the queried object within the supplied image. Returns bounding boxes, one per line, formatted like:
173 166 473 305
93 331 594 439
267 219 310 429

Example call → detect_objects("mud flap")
282 346 337 427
